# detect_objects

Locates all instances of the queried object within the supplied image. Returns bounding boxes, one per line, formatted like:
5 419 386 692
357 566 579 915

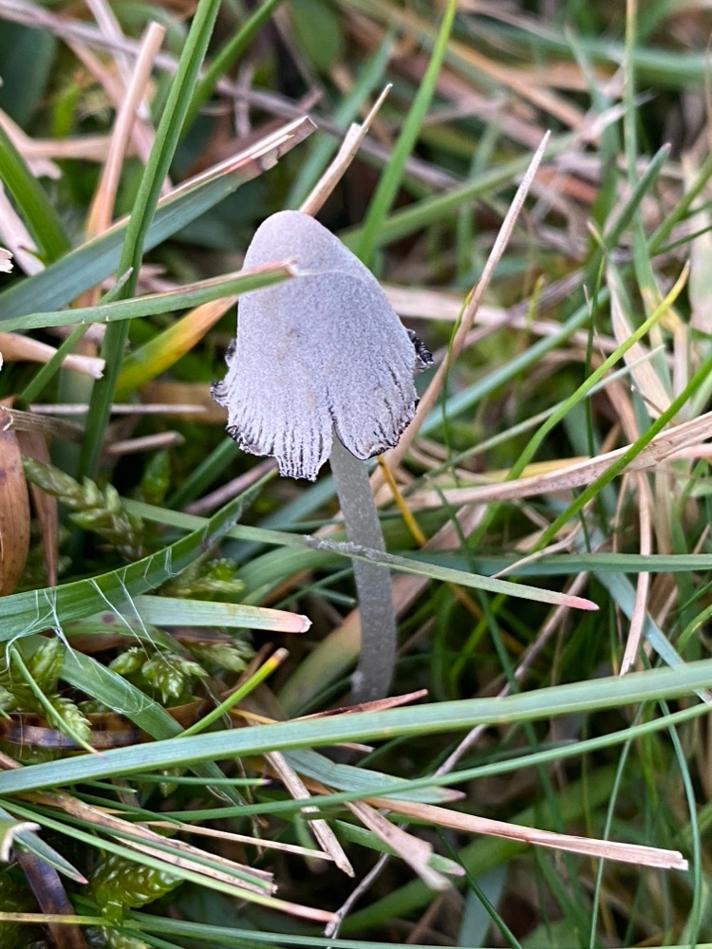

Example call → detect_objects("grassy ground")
0 0 712 945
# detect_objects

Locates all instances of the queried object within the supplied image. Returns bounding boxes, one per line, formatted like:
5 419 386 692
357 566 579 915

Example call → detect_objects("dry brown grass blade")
0 405 84 443
16 430 58 587
2 98 114 174
490 531 581 580
0 334 104 379
169 116 318 200
85 21 166 242
604 379 659 675
682 152 712 338
0 0 448 191
119 837 274 895
408 410 712 509
30 403 207 416
86 0 154 133
296 688 429 719
385 47 547 149
77 20 164 317
0 412 30 595
384 282 500 321
141 381 226 423
300 83 391 216
66 37 126 114
70 0 157 169
28 791 274 896
620 471 653 675
265 750 354 876
106 432 185 455
346 799 450 890
46 324 105 346
0 184 42 275
384 282 621 354
371 798 688 871
0 110 110 164
146 821 334 861
186 458 276 515
372 132 550 494
0 109 60 179
608 265 671 418
10 115 312 301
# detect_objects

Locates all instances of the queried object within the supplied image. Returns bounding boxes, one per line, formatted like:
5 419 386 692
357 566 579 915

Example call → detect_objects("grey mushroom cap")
212 210 431 481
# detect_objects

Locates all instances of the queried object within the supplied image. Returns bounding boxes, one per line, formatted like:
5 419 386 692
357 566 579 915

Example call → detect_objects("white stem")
329 435 396 701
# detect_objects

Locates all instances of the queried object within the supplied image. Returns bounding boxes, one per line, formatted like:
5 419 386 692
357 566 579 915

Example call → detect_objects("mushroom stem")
329 434 396 701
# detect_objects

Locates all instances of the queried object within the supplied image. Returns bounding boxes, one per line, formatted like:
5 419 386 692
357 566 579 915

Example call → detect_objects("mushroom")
212 210 431 701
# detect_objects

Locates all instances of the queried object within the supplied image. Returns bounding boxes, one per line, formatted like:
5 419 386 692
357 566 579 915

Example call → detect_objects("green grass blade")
665 702 703 946
0 118 313 321
287 34 394 209
0 121 69 262
0 264 292 333
14 832 86 885
126 911 489 948
311 538 598 611
134 594 308 632
603 143 670 250
408 552 712 577
4 801 296 915
2 661 712 792
0 478 268 643
343 131 577 253
185 0 286 130
467 259 686 549
539 347 712 548
61 648 181 738
594 572 693 674
166 437 237 509
355 0 456 265
156 701 711 823
121 500 597 611
284 749 453 804
337 820 462 875
485 22 709 89
82 0 224 478
16 323 91 405
0 804 85 883
60 647 244 804
0 119 315 328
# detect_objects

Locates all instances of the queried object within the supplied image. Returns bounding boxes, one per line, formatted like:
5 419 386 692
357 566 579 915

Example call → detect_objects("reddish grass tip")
568 596 600 612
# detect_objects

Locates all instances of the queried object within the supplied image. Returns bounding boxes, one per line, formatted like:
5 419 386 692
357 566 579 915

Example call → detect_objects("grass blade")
185 0 285 129
0 477 268 643
355 0 456 265
0 263 293 333
2 661 712 793
81 0 226 477
0 120 69 262
0 118 314 321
